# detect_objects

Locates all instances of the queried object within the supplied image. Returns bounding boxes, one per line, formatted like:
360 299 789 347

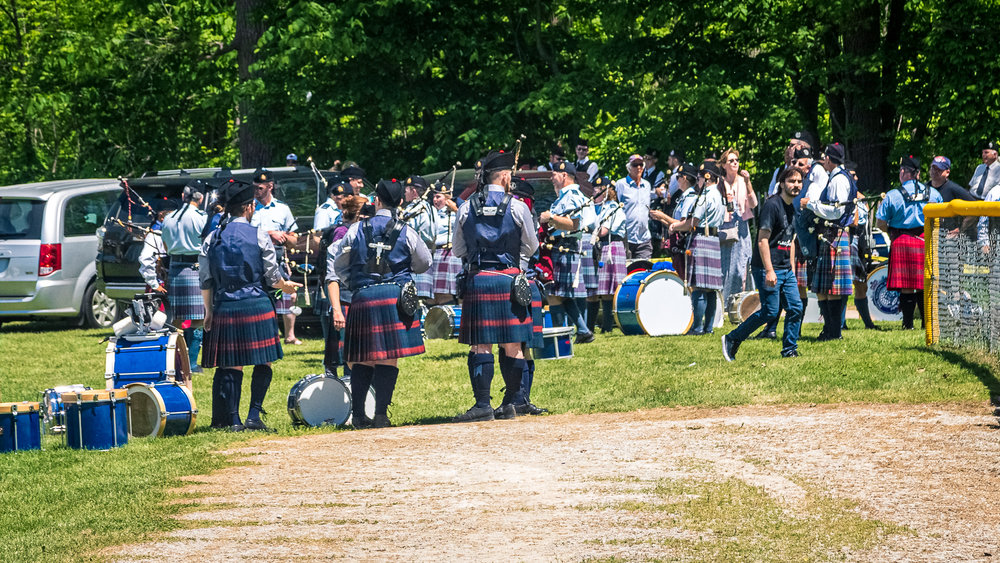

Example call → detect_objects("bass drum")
866 265 902 321
424 305 462 339
727 291 761 324
614 270 692 336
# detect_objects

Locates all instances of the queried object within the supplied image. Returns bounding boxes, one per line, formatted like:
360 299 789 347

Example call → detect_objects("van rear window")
0 198 45 239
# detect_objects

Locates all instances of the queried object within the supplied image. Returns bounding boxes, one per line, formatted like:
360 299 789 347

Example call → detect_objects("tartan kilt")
432 247 463 295
850 235 867 284
687 234 723 291
202 295 282 369
796 255 809 289
413 271 434 299
274 261 293 315
459 268 534 345
810 228 853 296
596 241 627 296
530 280 545 349
887 233 925 291
344 283 424 363
551 247 588 298
579 238 599 294
167 261 205 321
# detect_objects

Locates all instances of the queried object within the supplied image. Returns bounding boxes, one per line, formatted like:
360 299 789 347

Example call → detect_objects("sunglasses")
727 158 739 163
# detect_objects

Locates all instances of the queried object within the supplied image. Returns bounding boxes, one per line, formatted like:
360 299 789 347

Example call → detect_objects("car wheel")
83 283 117 329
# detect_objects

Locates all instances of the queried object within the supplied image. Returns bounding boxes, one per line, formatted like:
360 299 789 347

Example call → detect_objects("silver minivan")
0 179 121 328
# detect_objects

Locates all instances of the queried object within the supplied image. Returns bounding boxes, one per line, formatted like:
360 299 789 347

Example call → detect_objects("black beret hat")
791 130 817 149
360 202 376 217
699 160 723 179
553 160 577 174
592 175 612 189
704 150 720 161
822 143 846 165
668 149 684 160
404 175 429 191
220 179 256 207
430 180 450 195
550 146 565 157
645 147 660 158
252 169 272 184
576 138 589 148
477 150 515 173
511 177 535 199
899 154 920 171
844 160 859 173
375 179 405 207
152 197 181 213
327 181 349 197
792 146 813 160
341 165 366 179
983 140 998 151
678 162 699 181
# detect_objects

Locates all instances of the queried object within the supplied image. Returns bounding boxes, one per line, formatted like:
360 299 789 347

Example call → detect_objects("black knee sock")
521 359 535 404
371 365 399 416
247 365 272 421
215 368 243 426
600 300 614 333
855 297 876 328
821 300 836 337
211 368 230 427
500 356 525 405
323 322 340 375
586 301 600 334
350 364 374 420
840 296 849 330
470 353 494 408
900 293 916 329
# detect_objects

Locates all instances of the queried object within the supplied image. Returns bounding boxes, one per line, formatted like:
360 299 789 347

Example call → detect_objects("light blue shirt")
433 206 457 247
691 184 726 228
673 187 697 220
548 184 591 239
252 198 298 233
876 180 942 229
402 198 436 250
615 176 651 244
594 201 626 239
161 203 207 255
313 199 341 230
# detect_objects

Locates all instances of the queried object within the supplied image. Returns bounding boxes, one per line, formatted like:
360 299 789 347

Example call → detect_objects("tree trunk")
235 0 269 168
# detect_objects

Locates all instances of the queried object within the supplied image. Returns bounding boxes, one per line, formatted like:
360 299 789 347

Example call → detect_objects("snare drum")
287 374 352 427
533 325 575 360
105 332 180 389
41 384 91 434
614 270 692 336
126 382 197 438
341 375 377 425
866 265 902 321
424 305 462 340
0 402 41 453
871 229 890 261
727 292 761 324
63 389 129 450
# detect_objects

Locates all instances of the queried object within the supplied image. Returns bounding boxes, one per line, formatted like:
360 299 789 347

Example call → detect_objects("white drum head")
714 293 725 328
802 292 822 324
867 265 902 321
296 377 351 426
636 272 692 336
126 383 163 438
340 375 377 425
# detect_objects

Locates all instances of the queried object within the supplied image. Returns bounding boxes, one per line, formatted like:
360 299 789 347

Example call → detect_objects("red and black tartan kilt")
202 295 282 369
344 283 425 363
529 279 545 350
459 268 534 345
887 232 925 291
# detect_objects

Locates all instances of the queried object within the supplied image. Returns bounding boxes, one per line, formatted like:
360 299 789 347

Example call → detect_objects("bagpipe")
589 201 623 268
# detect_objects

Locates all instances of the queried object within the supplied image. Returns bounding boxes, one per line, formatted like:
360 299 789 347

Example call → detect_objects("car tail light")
39 243 61 276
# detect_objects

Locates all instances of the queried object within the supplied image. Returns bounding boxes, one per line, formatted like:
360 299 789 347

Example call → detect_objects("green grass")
0 318 997 560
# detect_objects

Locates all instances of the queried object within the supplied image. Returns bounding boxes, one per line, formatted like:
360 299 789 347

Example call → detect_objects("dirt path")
110 403 1000 562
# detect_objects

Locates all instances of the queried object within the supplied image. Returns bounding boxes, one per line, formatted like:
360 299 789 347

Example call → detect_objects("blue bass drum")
866 264 902 321
105 332 180 389
126 382 197 438
424 305 462 339
614 270 692 336
0 402 41 453
64 389 129 450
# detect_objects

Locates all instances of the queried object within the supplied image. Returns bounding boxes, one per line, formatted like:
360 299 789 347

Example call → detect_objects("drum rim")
288 374 351 426
865 263 888 282
612 269 653 333
0 402 40 414
424 305 459 340
637 270 692 336
61 390 128 403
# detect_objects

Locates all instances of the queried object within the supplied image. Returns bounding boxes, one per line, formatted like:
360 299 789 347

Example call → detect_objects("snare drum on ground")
63 389 129 450
424 305 462 340
41 384 91 434
126 381 197 438
0 402 41 453
727 292 761 324
287 374 352 427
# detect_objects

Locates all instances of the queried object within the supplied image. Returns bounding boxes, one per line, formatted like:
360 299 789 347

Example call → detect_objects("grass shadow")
914 345 1000 404
0 320 88 333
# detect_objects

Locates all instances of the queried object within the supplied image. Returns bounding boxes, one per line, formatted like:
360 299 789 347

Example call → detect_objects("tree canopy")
1 0 997 191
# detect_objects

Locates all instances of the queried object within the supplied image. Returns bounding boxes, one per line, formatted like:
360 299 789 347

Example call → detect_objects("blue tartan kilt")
167 261 205 322
579 238 599 294
530 279 545 349
552 247 588 298
596 241 627 296
459 268 534 345
810 228 853 296
202 295 282 369
344 283 425 363
850 235 867 284
687 234 723 291
413 270 434 299
274 291 294 315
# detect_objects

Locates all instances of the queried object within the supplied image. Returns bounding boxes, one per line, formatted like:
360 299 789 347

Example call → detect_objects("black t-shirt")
751 194 795 270
936 179 979 202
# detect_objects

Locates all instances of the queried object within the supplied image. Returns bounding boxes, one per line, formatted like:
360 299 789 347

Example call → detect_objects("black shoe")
350 414 373 429
244 418 275 432
782 350 800 358
493 403 517 420
453 405 495 423
515 402 549 416
684 328 704 336
864 324 886 331
754 331 777 340
371 414 391 428
227 424 245 433
722 334 739 362
816 333 842 342
575 332 596 344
